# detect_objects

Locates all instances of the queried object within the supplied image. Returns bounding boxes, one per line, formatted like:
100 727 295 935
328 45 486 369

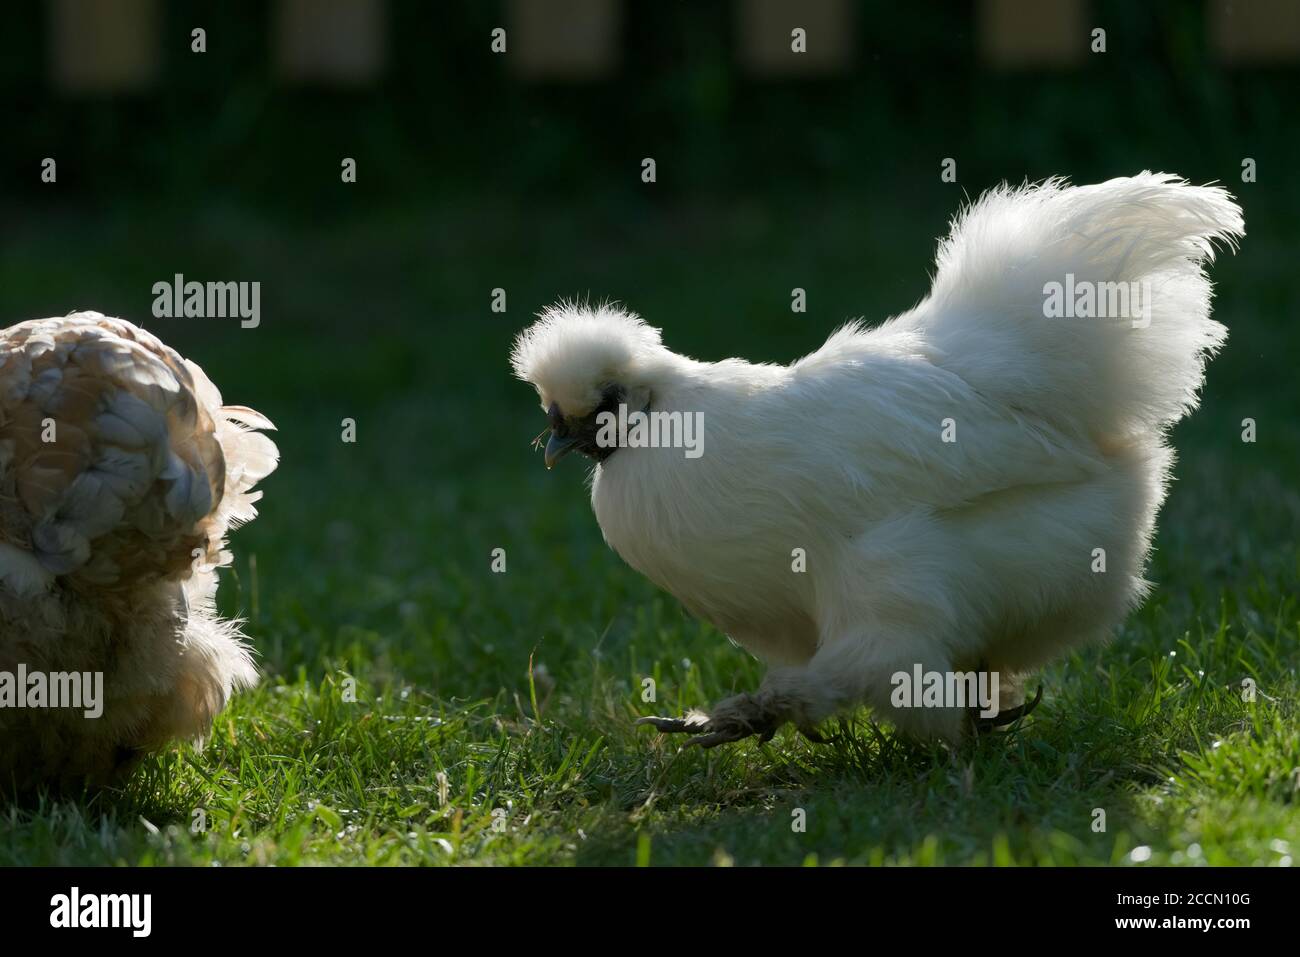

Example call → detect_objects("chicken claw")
635 714 712 735
973 684 1044 733
637 693 825 748
637 713 776 748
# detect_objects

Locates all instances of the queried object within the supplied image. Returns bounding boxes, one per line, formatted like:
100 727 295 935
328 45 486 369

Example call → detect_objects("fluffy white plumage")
512 173 1243 746
0 312 277 790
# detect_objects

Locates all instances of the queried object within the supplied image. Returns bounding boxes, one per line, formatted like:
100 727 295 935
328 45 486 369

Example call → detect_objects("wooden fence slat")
50 0 160 93
275 0 386 85
510 0 621 80
738 0 854 76
1209 0 1300 63
978 0 1087 69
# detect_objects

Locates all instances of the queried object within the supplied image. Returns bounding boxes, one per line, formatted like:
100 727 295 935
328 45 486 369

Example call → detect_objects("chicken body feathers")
514 173 1243 742
0 311 277 790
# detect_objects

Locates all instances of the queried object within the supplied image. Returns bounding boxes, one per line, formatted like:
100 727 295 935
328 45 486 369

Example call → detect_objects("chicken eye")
546 402 565 432
594 384 625 417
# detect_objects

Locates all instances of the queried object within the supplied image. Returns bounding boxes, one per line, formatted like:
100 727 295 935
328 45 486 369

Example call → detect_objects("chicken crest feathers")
510 301 665 415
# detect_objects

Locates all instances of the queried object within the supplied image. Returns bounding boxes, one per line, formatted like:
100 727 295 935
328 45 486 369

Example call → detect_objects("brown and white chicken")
0 311 277 791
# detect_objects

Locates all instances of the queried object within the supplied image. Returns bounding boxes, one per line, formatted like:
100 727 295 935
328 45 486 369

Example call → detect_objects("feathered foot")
971 684 1043 734
637 692 826 748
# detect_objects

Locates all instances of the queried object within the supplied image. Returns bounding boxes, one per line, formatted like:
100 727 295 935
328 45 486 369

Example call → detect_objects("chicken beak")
543 431 579 469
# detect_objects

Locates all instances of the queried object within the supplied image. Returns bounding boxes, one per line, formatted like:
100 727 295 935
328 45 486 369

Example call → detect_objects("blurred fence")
12 0 1297 210
47 0 1300 93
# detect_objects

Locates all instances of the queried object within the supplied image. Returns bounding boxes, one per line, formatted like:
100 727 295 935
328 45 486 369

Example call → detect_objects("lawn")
0 184 1296 866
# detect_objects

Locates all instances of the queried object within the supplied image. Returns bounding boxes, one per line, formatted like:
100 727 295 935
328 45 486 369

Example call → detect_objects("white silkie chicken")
512 173 1243 747
0 312 277 790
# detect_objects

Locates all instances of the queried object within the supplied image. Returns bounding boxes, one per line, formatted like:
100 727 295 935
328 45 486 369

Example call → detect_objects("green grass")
0 187 1296 866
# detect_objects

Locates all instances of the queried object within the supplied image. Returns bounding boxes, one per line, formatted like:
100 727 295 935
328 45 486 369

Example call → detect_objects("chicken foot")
637 691 826 748
971 684 1044 733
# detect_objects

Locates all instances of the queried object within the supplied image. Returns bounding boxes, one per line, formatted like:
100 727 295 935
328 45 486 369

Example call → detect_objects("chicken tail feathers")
904 172 1243 440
